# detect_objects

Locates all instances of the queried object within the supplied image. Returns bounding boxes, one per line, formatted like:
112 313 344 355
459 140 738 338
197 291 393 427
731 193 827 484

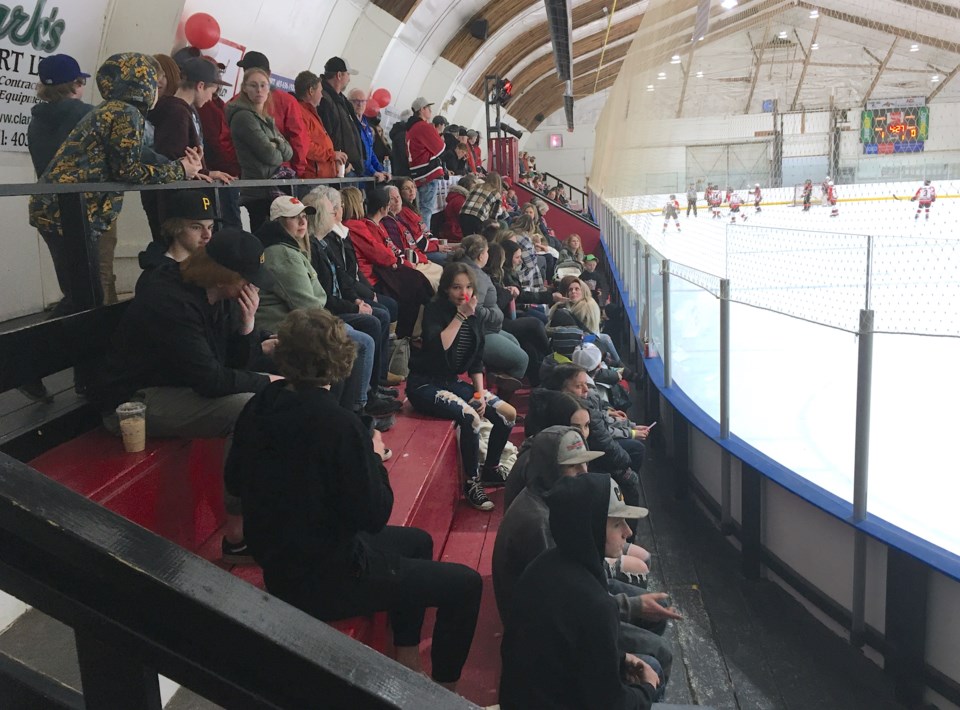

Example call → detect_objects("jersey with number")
663 200 679 218
729 193 743 209
914 186 936 203
708 189 722 207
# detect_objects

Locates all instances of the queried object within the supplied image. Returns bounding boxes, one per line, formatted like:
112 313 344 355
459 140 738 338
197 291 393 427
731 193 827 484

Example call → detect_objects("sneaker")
464 479 495 511
18 379 53 404
364 396 402 417
480 463 509 487
221 537 255 565
380 447 393 462
372 414 395 432
377 385 400 399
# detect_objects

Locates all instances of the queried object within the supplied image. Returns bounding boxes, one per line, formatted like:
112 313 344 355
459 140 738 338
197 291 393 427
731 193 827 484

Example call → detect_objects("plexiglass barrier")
591 188 960 570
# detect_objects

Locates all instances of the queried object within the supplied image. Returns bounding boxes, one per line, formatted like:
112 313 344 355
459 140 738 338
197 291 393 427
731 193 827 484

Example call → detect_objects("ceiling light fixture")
778 30 788 39
931 75 940 82
695 71 704 78
810 43 819 50
646 84 655 91
657 72 667 80
809 10 819 18
720 0 738 9
910 43 919 52
670 54 681 64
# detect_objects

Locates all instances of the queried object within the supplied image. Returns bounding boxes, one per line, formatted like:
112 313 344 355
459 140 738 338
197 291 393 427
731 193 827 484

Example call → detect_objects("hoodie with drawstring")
499 473 656 710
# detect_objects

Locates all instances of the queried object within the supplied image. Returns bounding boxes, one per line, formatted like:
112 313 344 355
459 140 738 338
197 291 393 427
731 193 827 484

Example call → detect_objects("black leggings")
264 526 482 683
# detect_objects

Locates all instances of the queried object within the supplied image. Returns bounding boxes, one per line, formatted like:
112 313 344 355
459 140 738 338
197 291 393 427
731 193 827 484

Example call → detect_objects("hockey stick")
891 194 903 201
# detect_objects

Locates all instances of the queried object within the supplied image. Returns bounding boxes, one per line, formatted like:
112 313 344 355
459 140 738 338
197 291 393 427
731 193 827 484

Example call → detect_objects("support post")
76 631 162 710
56 192 100 311
850 308 874 647
720 279 733 533
662 259 672 388
642 246 652 342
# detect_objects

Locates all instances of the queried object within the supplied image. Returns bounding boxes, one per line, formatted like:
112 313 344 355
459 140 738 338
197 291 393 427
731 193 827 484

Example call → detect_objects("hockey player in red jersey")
707 184 722 219
911 179 936 220
751 183 762 213
663 195 681 233
825 179 839 217
728 191 747 223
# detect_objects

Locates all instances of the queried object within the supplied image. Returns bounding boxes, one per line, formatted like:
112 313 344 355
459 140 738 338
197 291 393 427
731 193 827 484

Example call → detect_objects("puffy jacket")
29 53 186 234
225 98 292 202
324 223 376 301
297 99 338 179
441 184 469 241
357 114 385 176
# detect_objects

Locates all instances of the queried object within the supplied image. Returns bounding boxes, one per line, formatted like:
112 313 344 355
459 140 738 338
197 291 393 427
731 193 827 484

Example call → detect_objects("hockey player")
686 183 698 217
751 183 762 213
825 179 839 217
728 191 747 223
708 184 723 219
663 194 681 233
911 179 936 220
801 179 813 212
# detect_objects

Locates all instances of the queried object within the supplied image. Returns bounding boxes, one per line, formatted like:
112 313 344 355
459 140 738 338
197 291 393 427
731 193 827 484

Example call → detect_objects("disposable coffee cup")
439 238 448 246
337 162 345 178
405 248 415 262
116 401 146 453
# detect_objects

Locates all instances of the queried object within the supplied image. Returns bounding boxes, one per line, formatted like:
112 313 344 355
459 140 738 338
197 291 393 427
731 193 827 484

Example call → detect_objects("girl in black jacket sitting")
226 309 481 691
406 262 517 511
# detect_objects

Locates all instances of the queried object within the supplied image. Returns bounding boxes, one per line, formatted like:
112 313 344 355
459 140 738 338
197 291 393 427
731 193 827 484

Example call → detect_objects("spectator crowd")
25 46 678 708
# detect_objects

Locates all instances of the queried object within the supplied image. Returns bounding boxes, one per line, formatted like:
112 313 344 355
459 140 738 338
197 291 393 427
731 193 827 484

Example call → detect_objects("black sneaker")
18 379 53 404
364 396 402 417
372 414 395 432
221 537 255 565
464 479 494 511
479 463 509 487
377 385 400 399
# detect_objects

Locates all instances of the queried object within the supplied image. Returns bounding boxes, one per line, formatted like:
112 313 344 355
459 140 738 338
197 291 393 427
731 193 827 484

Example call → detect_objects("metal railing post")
662 259 672 387
642 246 652 343
720 279 733 533
851 308 874 647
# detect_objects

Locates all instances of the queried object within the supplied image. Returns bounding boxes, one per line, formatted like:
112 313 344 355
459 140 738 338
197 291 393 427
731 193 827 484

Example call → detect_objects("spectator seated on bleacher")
572 343 636 420
499 240 557 324
580 254 609 304
449 236 529 398
137 189 217 278
406 262 517 510
382 185 448 276
507 215 546 293
459 172 504 238
89 228 282 563
559 233 585 264
549 276 623 367
225 309 482 693
499 474 663 709
254 195 399 420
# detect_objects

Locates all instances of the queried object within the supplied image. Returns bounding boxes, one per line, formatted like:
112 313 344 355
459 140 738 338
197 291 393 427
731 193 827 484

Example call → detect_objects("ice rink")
614 182 960 557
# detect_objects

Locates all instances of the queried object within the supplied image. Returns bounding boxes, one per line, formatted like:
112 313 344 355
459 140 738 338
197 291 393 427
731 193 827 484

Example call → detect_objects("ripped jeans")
406 374 515 480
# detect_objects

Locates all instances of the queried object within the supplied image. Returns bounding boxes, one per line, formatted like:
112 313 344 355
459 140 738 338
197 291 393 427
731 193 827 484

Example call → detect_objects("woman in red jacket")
342 187 433 337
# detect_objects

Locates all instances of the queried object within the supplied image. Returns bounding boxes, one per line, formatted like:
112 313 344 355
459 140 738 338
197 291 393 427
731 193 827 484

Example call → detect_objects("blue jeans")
343 324 375 409
215 186 242 229
426 251 448 265
342 312 388 388
368 294 397 324
482 330 529 380
417 180 439 227
406 375 514 480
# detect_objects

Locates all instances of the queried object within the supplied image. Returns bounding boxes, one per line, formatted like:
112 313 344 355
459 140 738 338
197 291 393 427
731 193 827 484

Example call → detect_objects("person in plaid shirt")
509 214 545 292
459 172 503 236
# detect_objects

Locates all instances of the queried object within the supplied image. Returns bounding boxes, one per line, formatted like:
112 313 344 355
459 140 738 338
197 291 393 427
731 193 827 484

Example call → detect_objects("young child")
708 184 723 219
801 179 813 212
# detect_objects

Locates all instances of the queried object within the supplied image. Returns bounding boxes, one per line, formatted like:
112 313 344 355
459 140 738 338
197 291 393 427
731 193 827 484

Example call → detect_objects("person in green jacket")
226 67 293 232
255 195 399 419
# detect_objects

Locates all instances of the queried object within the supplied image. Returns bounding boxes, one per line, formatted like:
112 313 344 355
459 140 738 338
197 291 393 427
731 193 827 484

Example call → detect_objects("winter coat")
317 77 365 173
27 97 92 176
225 383 393 580
309 235 360 315
441 184 469 241
357 114 385 176
266 89 309 176
406 117 445 186
297 99 338 179
89 259 269 410
225 97 293 203
29 53 186 235
254 220 327 334
389 118 410 177
344 218 401 286
499 473 656 710
324 223 376 302
197 95 240 175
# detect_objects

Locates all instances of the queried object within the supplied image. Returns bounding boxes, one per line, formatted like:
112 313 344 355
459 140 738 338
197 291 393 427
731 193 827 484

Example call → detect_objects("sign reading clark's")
0 0 109 153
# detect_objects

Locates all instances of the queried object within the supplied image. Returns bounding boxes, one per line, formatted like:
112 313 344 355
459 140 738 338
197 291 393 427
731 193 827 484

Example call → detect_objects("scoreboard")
861 105 929 154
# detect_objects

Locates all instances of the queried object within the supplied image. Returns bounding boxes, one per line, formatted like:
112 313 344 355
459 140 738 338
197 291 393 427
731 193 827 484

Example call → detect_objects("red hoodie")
345 218 404 286
197 95 240 175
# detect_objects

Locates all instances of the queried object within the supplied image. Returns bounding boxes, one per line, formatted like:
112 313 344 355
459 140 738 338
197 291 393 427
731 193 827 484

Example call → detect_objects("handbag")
388 336 411 378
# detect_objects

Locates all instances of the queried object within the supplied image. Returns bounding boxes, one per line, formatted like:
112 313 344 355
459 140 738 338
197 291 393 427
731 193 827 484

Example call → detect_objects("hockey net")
792 183 825 207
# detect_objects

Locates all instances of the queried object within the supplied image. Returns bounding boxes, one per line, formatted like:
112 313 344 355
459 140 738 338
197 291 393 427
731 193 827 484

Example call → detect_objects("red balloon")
363 98 380 118
184 13 221 50
371 88 392 109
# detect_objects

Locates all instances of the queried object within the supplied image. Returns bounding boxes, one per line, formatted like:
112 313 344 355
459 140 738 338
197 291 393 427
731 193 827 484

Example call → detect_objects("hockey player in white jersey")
911 179 936 220
728 191 747 223
751 183 762 213
663 195 681 233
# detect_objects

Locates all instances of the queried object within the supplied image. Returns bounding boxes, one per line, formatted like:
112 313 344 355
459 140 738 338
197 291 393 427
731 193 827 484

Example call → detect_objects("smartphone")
646 421 658 430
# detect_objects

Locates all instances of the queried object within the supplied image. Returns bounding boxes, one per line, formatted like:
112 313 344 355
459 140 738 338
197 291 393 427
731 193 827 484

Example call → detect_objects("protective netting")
591 0 960 198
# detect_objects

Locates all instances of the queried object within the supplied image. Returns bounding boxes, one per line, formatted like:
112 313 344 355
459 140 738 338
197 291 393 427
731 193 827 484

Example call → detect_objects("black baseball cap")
432 115 449 127
324 56 358 75
181 57 230 86
237 51 270 72
162 189 220 221
205 228 270 288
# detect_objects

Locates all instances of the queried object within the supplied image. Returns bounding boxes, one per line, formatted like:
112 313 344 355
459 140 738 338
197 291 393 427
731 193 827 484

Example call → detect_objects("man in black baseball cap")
137 189 220 273
319 57 364 175
205 227 271 289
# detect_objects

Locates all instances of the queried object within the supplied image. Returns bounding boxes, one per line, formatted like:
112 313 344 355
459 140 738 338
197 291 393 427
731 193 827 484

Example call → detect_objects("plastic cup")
439 238 448 246
116 401 146 453
337 162 345 178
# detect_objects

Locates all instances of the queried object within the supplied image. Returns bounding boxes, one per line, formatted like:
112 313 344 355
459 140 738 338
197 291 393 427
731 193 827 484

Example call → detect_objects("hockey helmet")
924 179 931 185
669 194 676 200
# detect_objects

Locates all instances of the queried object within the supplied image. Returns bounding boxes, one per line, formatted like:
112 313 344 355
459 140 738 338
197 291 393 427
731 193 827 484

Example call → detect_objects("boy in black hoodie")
500 473 660 709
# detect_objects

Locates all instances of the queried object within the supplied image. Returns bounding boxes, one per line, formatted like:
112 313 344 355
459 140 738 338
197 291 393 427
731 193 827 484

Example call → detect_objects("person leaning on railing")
28 52 203 313
224 308 482 693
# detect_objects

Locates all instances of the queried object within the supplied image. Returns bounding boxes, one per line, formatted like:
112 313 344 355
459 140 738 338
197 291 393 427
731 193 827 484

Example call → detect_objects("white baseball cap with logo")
608 478 649 519
556 429 604 466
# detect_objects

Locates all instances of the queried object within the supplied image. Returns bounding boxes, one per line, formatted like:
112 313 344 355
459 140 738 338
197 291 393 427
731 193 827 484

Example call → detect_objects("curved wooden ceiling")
513 56 626 129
